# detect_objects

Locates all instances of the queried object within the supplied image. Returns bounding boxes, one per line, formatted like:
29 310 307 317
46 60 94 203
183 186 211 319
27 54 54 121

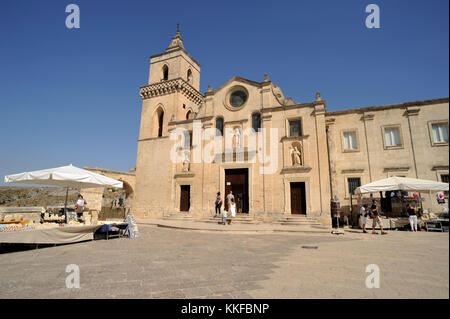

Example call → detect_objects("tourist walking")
222 209 228 225
407 204 418 232
215 192 222 218
370 199 387 235
229 198 236 225
360 204 368 233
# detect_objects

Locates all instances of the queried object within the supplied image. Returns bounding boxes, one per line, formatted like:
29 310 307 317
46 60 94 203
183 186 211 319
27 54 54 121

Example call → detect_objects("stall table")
425 220 444 232
0 225 103 245
96 223 128 240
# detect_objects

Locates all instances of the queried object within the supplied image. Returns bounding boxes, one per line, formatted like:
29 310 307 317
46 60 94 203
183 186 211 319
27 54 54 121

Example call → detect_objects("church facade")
132 29 449 225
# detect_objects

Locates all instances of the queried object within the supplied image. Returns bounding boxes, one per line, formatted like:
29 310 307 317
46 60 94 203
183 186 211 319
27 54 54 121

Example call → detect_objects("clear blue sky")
0 0 448 185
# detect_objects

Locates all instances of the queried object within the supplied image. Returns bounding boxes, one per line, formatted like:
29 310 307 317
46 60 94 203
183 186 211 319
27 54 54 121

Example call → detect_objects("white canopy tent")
4 164 123 189
4 164 123 219
354 176 449 194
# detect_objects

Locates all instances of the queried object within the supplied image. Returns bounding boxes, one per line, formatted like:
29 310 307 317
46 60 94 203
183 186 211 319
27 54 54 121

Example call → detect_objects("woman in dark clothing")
215 192 222 218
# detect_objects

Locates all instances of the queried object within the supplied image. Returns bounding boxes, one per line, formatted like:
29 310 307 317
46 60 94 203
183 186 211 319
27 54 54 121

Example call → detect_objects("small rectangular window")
432 123 449 143
183 131 192 148
252 113 261 132
216 118 224 136
348 178 361 195
289 119 302 137
343 132 357 150
384 127 401 147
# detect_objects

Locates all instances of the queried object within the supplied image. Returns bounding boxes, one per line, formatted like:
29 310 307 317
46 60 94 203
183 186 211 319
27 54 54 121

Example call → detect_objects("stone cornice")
280 135 310 142
168 115 214 126
174 172 195 179
224 119 248 125
150 47 201 68
280 166 312 174
138 136 169 142
326 97 449 117
383 166 410 172
140 78 204 106
341 168 365 174
212 76 271 94
260 101 325 114
431 165 449 171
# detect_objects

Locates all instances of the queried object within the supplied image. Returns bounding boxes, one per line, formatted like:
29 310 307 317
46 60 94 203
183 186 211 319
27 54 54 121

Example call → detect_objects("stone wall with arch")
80 167 136 212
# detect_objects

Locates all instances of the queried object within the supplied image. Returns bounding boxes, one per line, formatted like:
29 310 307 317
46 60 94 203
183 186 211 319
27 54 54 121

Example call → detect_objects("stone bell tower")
133 27 204 218
138 26 203 140
147 26 200 88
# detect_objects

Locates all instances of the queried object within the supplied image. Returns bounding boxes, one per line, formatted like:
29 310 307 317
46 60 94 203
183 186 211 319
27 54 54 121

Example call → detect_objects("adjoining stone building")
132 28 449 225
326 98 449 219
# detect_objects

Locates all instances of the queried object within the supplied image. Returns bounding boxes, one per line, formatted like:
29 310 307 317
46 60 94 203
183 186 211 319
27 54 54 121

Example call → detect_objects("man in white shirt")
226 191 234 212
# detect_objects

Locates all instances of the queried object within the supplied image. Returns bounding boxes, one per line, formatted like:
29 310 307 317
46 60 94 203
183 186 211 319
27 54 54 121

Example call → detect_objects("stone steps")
200 214 259 224
275 215 322 226
162 214 328 228
201 219 260 225
279 222 323 226
202 216 259 224
163 214 197 221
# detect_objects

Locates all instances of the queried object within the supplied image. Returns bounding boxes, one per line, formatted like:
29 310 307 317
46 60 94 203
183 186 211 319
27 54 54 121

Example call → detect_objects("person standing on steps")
226 190 234 212
215 192 222 218
229 198 236 225
237 192 243 214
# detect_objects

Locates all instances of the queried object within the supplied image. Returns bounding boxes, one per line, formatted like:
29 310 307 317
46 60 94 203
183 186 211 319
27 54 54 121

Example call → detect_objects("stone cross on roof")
166 24 184 51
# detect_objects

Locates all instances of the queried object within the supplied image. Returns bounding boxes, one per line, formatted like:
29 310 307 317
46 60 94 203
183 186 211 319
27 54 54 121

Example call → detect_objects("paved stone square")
0 225 448 299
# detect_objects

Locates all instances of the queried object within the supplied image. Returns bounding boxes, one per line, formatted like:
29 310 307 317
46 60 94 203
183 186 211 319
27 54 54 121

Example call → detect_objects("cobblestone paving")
251 230 449 298
0 225 348 298
0 226 447 298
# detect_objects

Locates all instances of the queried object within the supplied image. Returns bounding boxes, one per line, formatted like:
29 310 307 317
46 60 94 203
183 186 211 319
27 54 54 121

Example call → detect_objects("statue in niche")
233 128 242 149
290 144 303 166
182 149 190 172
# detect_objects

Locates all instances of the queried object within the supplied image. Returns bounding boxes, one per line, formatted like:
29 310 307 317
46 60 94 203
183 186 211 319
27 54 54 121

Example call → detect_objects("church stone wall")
131 29 448 225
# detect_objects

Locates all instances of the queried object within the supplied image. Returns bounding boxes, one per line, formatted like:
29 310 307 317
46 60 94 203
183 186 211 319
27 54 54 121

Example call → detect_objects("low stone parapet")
0 207 45 224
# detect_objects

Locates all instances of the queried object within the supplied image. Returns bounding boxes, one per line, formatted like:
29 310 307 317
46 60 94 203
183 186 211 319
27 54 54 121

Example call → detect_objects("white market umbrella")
4 164 123 218
354 176 449 195
4 164 123 189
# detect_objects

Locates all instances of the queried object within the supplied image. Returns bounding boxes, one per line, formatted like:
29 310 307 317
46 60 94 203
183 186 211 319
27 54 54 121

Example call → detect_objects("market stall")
0 224 103 244
2 164 125 245
354 176 449 230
